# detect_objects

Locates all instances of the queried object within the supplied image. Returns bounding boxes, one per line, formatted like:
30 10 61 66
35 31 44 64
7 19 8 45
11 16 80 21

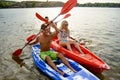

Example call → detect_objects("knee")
76 42 79 45
73 40 76 44
66 42 71 46
45 56 51 61
57 53 64 58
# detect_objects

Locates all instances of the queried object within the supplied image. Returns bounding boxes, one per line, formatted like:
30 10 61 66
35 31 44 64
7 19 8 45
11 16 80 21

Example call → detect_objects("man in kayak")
58 20 85 56
29 21 76 76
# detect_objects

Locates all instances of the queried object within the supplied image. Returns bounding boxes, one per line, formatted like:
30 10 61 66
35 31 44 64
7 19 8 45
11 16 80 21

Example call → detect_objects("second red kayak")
50 36 110 73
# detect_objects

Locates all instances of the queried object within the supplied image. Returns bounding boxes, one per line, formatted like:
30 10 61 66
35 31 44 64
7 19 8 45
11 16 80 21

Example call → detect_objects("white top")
58 29 68 42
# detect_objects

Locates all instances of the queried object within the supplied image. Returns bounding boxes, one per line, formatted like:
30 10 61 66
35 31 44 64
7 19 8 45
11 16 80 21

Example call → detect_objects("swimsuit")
40 51 58 61
58 30 68 42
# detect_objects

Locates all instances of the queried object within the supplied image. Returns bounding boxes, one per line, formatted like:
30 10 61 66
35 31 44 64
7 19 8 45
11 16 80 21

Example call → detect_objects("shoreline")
0 1 120 8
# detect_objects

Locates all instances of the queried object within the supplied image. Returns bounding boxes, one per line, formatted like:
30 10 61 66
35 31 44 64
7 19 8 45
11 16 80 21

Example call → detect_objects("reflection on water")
12 56 25 67
0 7 120 80
12 56 49 80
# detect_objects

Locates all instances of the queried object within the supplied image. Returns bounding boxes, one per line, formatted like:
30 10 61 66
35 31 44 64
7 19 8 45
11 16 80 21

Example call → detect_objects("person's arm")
68 29 71 37
50 22 60 37
28 37 39 45
68 29 76 41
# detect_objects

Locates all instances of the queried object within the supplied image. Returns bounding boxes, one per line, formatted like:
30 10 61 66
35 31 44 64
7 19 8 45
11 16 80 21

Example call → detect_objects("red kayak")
50 36 110 73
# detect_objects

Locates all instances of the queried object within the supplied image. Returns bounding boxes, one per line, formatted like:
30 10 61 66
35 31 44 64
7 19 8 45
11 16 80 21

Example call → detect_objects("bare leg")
76 44 84 54
45 56 64 75
73 42 85 56
57 53 76 72
66 42 73 52
59 41 73 52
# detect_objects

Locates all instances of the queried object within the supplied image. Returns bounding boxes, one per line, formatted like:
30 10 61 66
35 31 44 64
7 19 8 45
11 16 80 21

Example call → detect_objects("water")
0 7 120 80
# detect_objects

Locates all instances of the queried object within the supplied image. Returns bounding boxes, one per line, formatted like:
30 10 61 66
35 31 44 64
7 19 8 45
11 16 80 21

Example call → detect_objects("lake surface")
0 7 120 80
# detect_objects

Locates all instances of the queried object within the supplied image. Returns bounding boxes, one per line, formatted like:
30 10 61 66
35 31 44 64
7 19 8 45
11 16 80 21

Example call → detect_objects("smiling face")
40 24 51 36
41 24 47 30
43 27 50 33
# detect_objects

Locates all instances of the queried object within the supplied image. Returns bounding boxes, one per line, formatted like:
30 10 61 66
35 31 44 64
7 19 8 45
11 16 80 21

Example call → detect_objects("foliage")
0 1 16 8
0 1 120 8
78 3 120 7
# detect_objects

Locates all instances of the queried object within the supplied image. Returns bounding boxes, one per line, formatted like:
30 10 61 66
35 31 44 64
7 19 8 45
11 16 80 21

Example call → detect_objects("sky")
9 0 120 3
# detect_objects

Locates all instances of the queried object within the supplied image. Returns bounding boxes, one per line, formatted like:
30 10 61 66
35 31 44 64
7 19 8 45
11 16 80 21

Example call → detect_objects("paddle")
36 12 48 24
12 0 77 57
56 13 71 23
26 13 71 42
69 36 86 45
53 0 77 21
69 36 79 43
26 34 36 43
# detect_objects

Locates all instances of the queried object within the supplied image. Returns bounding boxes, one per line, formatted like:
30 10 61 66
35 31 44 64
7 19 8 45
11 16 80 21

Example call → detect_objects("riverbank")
0 1 120 8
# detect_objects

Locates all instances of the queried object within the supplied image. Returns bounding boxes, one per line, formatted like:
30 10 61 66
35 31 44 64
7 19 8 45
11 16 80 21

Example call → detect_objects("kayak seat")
52 59 62 65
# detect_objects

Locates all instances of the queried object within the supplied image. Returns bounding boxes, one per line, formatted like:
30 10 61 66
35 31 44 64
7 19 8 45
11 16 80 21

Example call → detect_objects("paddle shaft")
22 31 41 50
69 36 79 43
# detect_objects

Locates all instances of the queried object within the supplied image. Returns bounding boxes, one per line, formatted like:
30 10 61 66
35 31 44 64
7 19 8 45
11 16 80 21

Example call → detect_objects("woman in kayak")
29 21 76 76
58 20 85 56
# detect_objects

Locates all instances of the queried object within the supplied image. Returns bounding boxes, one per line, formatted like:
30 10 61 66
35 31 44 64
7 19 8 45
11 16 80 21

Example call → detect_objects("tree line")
77 3 120 7
0 1 120 8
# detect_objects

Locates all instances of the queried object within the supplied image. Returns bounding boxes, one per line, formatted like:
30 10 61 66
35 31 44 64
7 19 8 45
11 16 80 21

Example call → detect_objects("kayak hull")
50 37 110 73
32 44 100 80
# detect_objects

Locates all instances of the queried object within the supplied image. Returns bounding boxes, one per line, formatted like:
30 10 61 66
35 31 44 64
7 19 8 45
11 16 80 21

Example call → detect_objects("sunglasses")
64 23 68 26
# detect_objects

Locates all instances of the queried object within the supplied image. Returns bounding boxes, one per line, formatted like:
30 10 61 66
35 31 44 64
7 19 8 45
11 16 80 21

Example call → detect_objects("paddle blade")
64 13 71 19
60 0 77 15
12 49 22 57
26 34 36 42
35 13 48 23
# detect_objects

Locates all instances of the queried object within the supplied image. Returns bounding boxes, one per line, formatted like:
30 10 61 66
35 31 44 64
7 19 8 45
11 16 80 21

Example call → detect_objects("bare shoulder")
36 35 42 41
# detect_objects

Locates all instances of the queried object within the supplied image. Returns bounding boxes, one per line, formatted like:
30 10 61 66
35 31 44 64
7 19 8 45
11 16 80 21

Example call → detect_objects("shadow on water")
12 56 50 80
12 56 24 67
94 73 106 80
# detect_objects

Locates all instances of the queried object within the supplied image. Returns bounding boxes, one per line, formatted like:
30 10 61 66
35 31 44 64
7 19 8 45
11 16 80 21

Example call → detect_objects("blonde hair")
60 20 68 29
60 20 69 34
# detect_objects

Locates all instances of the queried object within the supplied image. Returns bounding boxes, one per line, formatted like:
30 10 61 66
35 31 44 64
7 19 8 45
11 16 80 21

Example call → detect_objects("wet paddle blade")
12 49 22 57
52 0 77 21
35 13 48 23
64 13 71 19
26 34 36 42
56 13 71 23
60 0 77 15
